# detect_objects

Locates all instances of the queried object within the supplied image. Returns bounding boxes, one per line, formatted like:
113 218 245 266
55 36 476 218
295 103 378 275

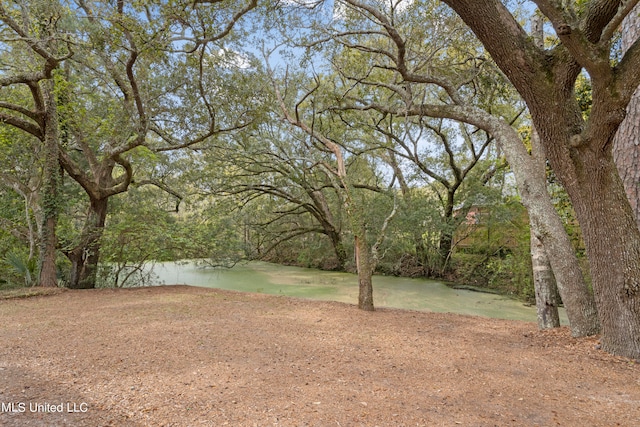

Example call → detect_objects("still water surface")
152 261 567 324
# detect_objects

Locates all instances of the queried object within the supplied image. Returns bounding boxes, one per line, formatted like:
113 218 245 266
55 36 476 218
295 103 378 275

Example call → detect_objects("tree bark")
613 5 640 227
528 13 560 330
530 79 638 355
38 81 60 288
401 105 600 336
569 147 640 358
440 0 636 358
354 233 375 311
531 231 561 329
58 145 134 289
496 119 600 337
528 129 563 330
66 197 109 289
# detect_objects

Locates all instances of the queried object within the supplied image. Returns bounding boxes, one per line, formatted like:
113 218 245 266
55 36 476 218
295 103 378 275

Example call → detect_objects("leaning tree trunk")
66 197 109 289
520 169 599 336
530 231 561 329
526 14 560 330
613 5 640 228
487 118 599 337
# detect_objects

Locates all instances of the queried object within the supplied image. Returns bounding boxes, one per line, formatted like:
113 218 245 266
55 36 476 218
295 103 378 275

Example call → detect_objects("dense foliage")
0 0 587 301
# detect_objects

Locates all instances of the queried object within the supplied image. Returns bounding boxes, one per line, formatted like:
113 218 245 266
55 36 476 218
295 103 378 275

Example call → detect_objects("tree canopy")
2 0 640 359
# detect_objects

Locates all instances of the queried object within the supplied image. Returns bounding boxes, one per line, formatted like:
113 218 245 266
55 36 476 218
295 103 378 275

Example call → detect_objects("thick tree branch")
0 72 49 87
615 37 640 102
439 0 549 98
0 112 43 139
601 0 640 43
0 101 40 122
58 150 100 199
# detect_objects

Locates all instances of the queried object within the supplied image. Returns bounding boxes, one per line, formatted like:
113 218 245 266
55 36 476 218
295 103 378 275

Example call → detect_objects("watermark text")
1 402 88 414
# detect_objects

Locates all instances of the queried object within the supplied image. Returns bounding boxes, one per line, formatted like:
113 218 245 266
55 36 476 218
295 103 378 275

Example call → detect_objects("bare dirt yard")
0 285 638 426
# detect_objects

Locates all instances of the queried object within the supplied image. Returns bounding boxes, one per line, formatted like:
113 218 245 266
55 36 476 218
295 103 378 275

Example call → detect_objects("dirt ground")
0 285 638 427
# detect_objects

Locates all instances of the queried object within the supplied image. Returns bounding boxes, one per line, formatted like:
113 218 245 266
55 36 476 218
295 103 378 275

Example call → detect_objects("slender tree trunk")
437 193 457 275
521 163 599 337
38 81 60 288
354 232 374 311
437 233 452 270
414 238 430 276
66 197 109 289
527 112 560 329
530 231 561 329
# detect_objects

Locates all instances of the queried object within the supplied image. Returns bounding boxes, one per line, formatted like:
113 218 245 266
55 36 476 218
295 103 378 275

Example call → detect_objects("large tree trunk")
527 78 639 356
514 151 600 337
613 6 640 227
530 78 639 356
606 8 640 355
530 231 561 329
570 148 640 358
66 197 109 289
39 217 58 287
329 231 347 270
38 81 60 288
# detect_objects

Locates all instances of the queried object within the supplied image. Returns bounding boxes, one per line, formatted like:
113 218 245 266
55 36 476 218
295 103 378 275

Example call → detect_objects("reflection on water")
152 261 567 324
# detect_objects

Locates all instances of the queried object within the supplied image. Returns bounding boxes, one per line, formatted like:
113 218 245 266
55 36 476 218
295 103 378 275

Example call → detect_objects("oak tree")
439 0 640 358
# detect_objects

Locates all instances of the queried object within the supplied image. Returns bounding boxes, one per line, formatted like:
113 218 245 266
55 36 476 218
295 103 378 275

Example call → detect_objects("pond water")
151 261 567 324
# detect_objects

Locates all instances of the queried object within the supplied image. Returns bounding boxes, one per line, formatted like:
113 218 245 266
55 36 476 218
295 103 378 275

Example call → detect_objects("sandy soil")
0 285 638 426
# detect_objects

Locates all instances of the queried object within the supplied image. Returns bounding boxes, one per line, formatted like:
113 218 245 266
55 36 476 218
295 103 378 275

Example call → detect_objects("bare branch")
339 0 464 104
190 0 258 50
370 193 397 265
133 179 183 212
